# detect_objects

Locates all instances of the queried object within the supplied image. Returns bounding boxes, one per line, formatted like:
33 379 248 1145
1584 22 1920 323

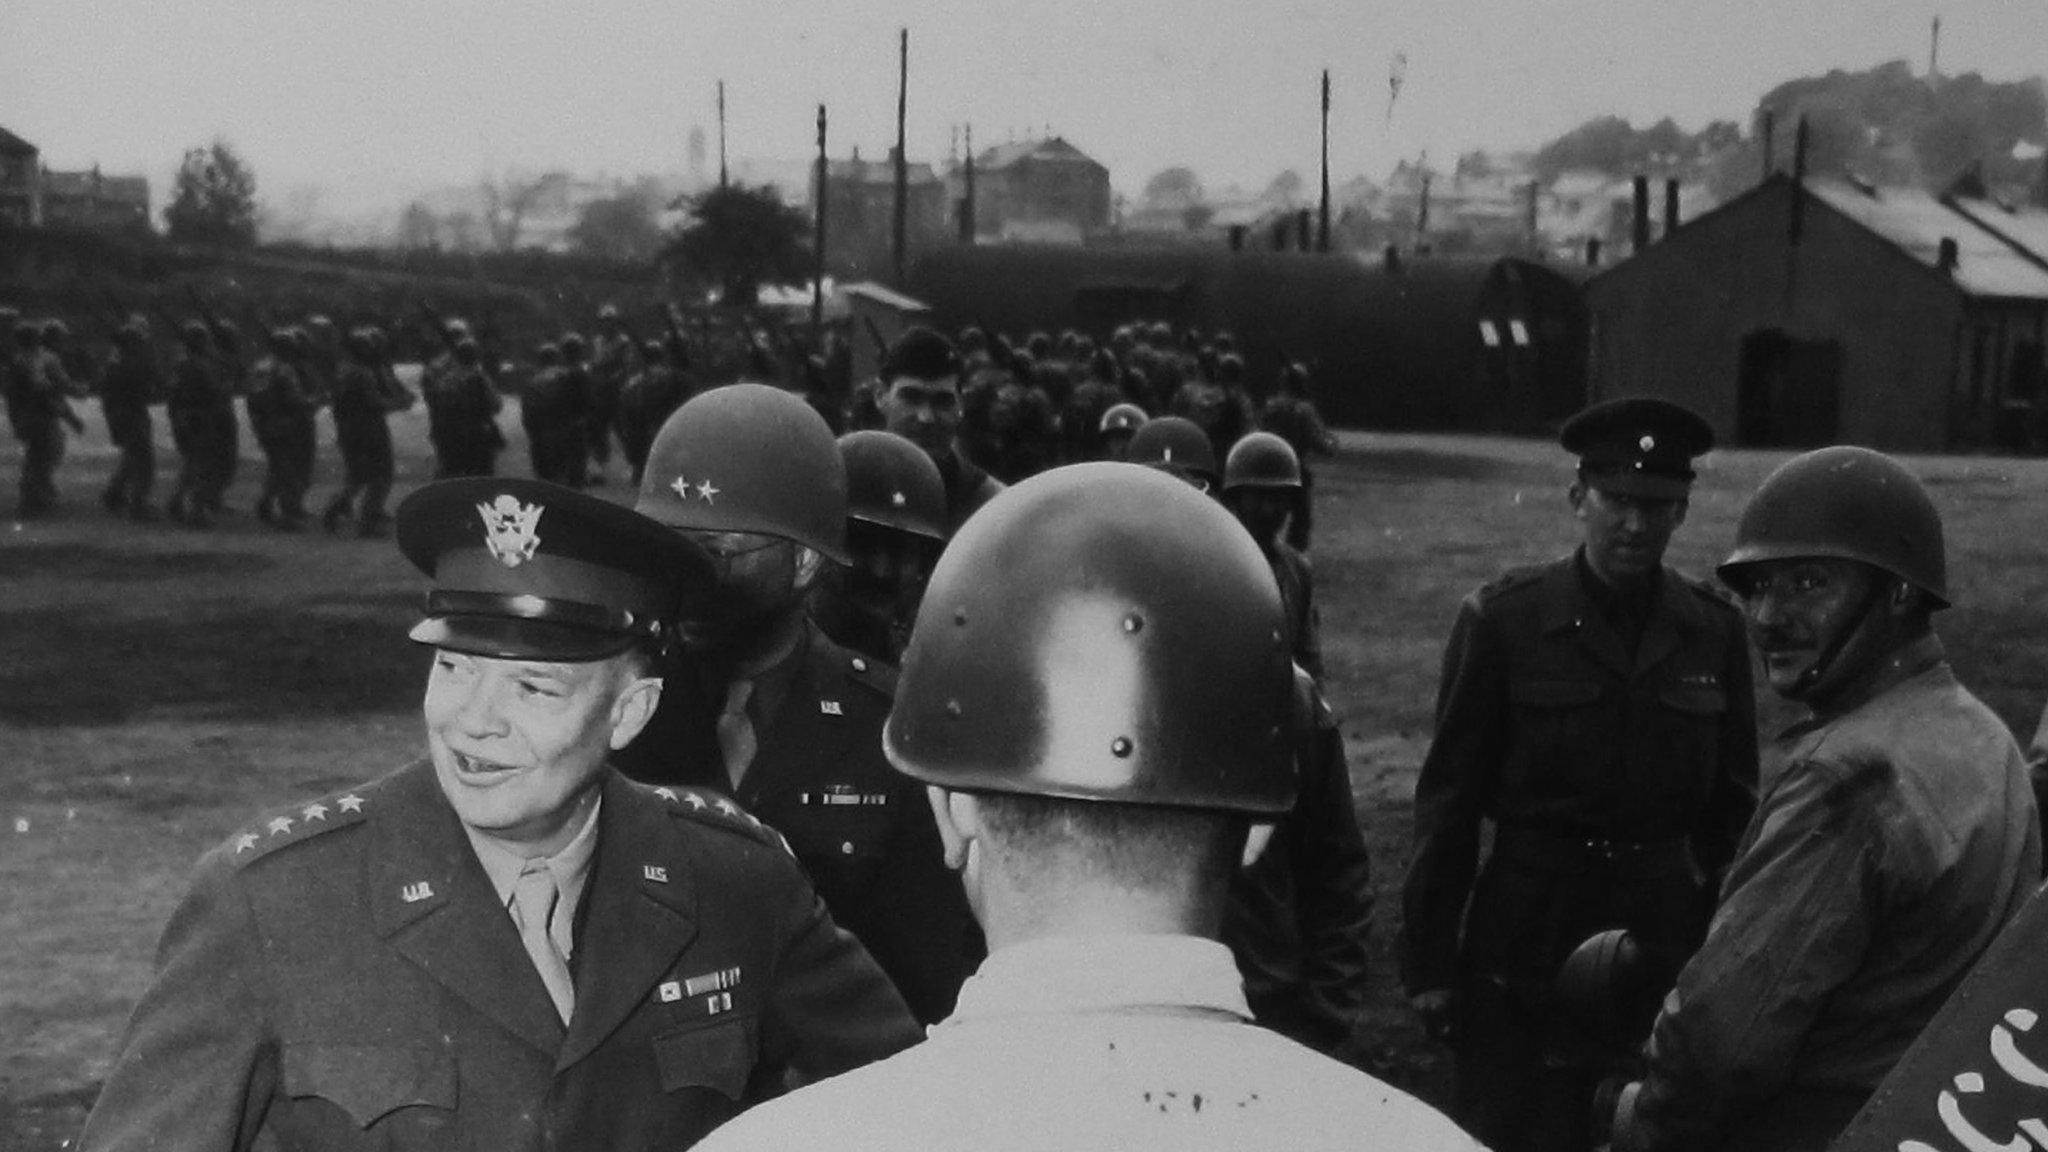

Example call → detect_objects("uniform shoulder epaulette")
221 780 379 868
635 782 793 856
1474 564 1547 604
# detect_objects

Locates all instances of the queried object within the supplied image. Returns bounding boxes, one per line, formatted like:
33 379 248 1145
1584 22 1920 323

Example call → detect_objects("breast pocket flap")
281 1043 456 1128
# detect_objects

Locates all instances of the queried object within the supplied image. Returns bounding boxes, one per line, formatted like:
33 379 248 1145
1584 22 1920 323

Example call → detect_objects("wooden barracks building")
1586 172 2048 452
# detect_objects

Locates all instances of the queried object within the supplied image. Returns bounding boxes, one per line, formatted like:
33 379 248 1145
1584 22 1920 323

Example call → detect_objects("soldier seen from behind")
1607 447 2041 1152
1096 400 1147 461
697 463 1475 1152
616 338 691 486
1399 397 1759 1152
521 341 587 488
810 430 948 666
165 321 234 528
97 317 164 520
617 383 978 1026
1126 414 1221 493
424 337 505 478
874 327 1003 534
245 326 320 531
321 325 412 537
7 320 83 518
587 303 636 482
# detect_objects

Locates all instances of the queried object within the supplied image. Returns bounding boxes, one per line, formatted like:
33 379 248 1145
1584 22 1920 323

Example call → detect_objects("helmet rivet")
1122 613 1144 634
1110 736 1134 757
953 608 969 626
945 699 963 718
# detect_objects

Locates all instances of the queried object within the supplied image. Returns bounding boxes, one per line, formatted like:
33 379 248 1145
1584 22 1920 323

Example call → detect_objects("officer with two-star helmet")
616 382 977 1025
697 462 1480 1152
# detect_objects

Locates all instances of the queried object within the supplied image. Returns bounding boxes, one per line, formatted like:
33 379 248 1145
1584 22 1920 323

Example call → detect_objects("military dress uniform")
81 763 918 1152
81 475 920 1152
617 624 976 1026
1400 400 1759 1152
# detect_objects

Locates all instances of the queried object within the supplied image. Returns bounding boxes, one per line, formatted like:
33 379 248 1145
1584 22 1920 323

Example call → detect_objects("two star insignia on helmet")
478 496 543 568
668 476 721 505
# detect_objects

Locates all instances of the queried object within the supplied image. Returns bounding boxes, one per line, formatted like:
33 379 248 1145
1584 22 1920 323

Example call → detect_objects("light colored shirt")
698 932 1483 1152
463 797 603 961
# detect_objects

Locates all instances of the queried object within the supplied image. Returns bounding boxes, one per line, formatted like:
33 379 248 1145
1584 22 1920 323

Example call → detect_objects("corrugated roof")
1946 195 2048 279
1809 176 2048 299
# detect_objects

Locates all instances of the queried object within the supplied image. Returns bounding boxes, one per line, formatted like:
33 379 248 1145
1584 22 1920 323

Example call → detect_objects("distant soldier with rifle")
245 326 320 531
422 325 505 479
6 319 86 517
320 325 412 537
587 303 637 482
193 300 247 514
165 321 236 528
97 315 165 520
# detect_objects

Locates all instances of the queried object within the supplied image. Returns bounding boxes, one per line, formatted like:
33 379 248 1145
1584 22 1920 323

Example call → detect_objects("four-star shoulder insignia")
648 783 787 856
224 786 373 867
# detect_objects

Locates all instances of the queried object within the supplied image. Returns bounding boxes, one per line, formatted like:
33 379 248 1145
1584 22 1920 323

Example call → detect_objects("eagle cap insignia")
477 495 544 568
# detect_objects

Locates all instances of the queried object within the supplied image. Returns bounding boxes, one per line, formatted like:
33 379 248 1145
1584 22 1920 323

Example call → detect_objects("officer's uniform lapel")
367 761 566 1056
557 770 699 1071
736 627 843 807
1539 557 1634 680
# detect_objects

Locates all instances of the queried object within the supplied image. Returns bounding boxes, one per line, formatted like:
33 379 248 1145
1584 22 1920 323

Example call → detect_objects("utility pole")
961 123 977 244
717 80 729 189
893 27 910 287
1318 69 1332 253
814 104 828 333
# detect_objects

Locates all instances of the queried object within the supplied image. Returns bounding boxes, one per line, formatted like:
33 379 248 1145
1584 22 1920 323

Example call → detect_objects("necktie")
717 678 758 787
511 861 575 1026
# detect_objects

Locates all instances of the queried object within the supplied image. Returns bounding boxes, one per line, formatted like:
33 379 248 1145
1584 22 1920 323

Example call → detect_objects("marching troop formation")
19 302 2048 1152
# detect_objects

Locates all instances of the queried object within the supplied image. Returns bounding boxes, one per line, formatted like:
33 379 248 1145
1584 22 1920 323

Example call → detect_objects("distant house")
0 126 42 227
41 165 150 232
814 149 949 275
950 136 1111 244
1585 172 2048 452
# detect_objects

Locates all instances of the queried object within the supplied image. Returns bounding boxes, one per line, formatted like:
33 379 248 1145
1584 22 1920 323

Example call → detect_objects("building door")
1736 329 1841 446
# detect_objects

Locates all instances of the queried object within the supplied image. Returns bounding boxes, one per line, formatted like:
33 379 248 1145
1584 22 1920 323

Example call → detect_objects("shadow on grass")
0 589 426 726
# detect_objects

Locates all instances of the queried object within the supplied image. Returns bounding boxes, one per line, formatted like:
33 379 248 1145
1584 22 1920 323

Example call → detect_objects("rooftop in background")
1808 175 2048 299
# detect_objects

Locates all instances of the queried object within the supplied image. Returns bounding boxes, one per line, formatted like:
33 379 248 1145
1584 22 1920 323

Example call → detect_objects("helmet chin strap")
1790 579 1890 699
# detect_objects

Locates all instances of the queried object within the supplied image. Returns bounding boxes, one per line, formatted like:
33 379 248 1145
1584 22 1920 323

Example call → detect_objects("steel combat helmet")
1223 431 1304 491
839 430 947 542
634 382 851 564
885 462 1296 815
1718 445 1948 607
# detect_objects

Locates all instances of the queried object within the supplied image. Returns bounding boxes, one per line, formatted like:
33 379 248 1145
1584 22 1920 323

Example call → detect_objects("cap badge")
890 490 906 507
1639 434 1656 452
477 496 544 568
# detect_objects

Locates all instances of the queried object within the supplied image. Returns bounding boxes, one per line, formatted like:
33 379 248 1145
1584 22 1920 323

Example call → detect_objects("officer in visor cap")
1608 447 2039 1152
617 383 978 1026
1399 396 1758 1152
79 477 918 1152
697 463 1479 1152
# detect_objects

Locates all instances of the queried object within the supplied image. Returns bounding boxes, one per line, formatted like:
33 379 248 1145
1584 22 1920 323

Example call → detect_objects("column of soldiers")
54 302 2048 1151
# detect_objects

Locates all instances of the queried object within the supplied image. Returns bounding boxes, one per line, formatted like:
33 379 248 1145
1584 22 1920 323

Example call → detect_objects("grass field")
4 400 2047 1147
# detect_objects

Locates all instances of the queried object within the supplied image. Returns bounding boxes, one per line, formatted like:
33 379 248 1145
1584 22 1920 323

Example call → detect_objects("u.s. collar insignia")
477 495 543 568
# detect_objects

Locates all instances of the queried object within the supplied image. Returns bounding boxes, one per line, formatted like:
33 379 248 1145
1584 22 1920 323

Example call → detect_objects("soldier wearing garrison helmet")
618 383 978 1026
1608 446 2039 1152
698 463 1478 1152
80 477 918 1152
1400 396 1759 1152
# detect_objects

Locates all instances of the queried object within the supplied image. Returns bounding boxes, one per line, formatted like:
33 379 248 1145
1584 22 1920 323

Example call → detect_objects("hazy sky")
5 0 2045 218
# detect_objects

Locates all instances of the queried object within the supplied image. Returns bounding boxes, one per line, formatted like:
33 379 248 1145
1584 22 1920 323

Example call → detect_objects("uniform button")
841 841 855 855
851 657 868 673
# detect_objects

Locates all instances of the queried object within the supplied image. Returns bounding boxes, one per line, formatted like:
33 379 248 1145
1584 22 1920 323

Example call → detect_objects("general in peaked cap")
1559 397 1715 501
397 477 713 662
